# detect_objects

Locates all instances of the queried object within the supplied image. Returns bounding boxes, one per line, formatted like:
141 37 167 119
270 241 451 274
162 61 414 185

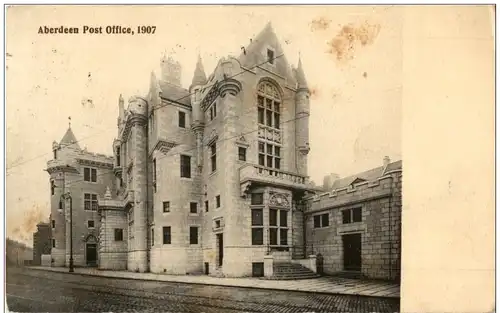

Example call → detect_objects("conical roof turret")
296 56 308 91
59 124 80 149
190 54 207 90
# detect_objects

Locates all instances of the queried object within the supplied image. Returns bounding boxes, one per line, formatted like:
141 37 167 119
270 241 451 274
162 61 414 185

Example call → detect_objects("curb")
27 267 400 300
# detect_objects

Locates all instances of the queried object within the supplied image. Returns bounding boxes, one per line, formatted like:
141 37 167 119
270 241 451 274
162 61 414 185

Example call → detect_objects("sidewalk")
28 266 400 298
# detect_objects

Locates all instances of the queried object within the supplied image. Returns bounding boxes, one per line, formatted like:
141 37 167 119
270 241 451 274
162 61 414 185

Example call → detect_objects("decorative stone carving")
240 181 252 198
269 193 290 207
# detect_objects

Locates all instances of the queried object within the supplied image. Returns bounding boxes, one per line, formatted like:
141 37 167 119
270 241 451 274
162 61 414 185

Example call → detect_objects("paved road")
6 266 400 313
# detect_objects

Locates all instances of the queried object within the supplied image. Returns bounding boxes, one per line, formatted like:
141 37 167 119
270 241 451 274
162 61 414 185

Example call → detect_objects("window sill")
180 177 193 181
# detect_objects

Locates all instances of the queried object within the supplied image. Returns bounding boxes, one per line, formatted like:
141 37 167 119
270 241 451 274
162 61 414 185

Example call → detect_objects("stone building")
45 23 402 281
46 124 114 267
305 157 402 281
32 221 51 266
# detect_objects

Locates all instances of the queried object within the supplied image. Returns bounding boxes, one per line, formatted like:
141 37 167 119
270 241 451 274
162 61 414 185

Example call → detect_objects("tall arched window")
257 81 281 130
257 81 282 170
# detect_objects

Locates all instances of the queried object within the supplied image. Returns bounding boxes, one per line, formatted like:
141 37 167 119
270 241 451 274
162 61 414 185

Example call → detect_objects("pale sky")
6 5 402 246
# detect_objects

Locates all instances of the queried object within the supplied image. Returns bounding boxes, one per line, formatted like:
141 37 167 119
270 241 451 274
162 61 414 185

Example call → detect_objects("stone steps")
267 262 320 280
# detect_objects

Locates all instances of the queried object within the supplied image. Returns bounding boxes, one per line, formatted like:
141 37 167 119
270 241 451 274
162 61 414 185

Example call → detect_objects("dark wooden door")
86 244 97 266
217 233 223 267
342 234 361 271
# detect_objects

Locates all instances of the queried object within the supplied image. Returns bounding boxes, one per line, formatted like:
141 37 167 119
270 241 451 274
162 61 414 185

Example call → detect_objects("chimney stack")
383 156 391 167
323 173 340 190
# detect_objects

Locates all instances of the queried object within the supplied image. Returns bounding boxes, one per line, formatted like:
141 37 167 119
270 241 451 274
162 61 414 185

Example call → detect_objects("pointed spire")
118 94 125 121
296 56 308 90
190 54 207 89
59 120 81 149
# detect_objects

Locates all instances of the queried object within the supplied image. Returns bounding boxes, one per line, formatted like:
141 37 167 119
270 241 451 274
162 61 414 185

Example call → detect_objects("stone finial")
383 156 391 167
104 186 112 200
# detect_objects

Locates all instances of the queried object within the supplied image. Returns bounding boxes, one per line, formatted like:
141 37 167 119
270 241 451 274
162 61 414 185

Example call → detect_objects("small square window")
87 220 95 228
321 213 329 227
238 147 246 161
163 201 170 213
352 207 362 223
178 111 186 128
314 215 321 228
342 210 351 224
215 220 221 228
114 229 123 241
267 49 274 64
190 202 198 214
163 226 171 244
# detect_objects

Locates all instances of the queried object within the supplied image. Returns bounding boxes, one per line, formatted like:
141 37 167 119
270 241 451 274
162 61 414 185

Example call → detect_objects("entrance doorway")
342 233 361 271
86 243 97 267
216 233 223 267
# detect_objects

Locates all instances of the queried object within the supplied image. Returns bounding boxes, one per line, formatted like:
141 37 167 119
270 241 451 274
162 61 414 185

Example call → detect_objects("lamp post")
61 192 74 272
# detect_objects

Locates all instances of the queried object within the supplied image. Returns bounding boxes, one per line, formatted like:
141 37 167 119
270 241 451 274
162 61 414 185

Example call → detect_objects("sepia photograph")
3 4 495 313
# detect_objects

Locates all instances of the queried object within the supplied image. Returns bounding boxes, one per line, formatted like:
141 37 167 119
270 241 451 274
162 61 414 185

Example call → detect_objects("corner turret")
190 54 207 91
118 94 125 127
295 56 309 92
294 56 311 176
189 54 207 172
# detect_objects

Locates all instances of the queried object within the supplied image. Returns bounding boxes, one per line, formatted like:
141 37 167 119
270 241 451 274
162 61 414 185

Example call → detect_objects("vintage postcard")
4 4 495 313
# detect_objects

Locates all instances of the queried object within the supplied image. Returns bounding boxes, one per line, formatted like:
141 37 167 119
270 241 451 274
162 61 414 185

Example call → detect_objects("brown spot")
310 17 332 31
309 86 320 100
327 21 381 62
13 204 47 242
363 72 368 78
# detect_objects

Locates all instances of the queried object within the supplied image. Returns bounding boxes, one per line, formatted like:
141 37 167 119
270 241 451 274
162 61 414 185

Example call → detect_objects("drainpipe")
388 175 393 280
145 118 150 272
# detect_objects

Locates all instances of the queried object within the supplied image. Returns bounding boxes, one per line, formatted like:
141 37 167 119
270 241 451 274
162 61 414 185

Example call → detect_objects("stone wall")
99 209 128 270
305 170 402 280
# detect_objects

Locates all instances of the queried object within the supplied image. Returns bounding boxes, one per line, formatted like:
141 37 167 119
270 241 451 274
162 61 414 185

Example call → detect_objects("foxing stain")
310 17 332 31
327 21 381 62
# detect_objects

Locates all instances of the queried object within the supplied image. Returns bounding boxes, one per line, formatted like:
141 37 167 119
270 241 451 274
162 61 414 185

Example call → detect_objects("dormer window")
267 49 275 64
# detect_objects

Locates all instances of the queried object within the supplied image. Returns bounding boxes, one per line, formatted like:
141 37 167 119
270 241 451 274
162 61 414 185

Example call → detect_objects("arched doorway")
84 234 98 267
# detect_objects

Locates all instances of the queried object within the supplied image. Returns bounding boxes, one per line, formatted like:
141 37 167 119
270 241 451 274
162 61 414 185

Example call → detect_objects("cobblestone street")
6 267 400 312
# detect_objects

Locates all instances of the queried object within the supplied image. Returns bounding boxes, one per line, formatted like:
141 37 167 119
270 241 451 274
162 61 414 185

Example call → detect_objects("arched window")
257 81 281 130
256 81 282 170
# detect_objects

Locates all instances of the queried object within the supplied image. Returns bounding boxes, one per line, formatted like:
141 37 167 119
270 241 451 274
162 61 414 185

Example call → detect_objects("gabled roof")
237 22 296 83
330 160 402 190
59 127 81 149
159 81 191 106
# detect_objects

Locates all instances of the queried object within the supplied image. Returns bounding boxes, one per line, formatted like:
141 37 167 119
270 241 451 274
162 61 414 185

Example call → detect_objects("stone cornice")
76 158 114 169
150 139 178 156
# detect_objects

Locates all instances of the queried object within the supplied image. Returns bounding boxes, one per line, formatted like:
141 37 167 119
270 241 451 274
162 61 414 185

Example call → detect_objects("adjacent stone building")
304 157 402 281
46 125 114 267
45 22 402 281
32 221 51 266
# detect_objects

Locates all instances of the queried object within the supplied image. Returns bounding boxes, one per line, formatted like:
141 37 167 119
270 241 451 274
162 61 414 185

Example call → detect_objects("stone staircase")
266 262 320 280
